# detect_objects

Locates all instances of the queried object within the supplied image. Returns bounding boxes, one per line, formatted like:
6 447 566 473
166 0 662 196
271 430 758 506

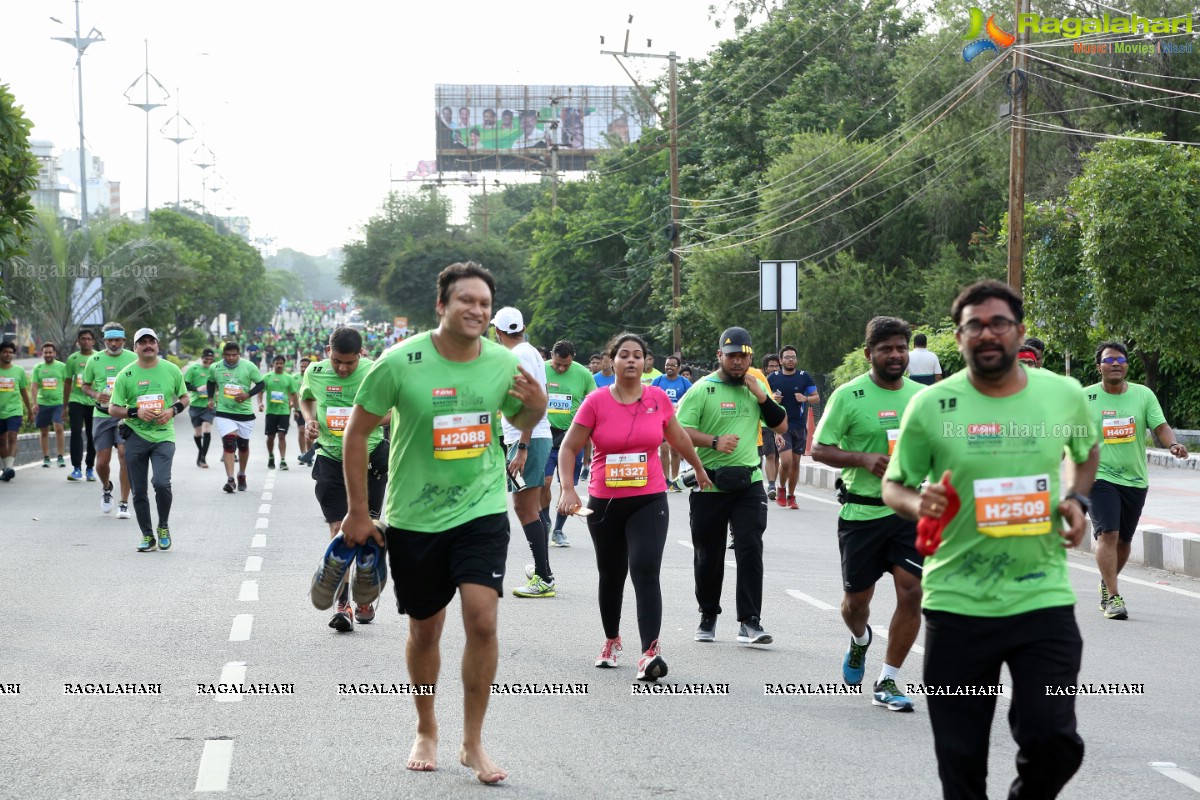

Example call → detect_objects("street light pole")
51 0 104 230
124 39 168 223
161 88 195 209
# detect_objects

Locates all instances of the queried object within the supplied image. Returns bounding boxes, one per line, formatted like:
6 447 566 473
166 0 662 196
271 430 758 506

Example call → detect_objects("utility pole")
1006 0 1030 290
51 0 104 230
602 19 681 353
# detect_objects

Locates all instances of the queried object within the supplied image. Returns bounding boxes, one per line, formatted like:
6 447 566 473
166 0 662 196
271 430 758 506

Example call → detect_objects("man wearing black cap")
183 349 216 467
676 327 788 645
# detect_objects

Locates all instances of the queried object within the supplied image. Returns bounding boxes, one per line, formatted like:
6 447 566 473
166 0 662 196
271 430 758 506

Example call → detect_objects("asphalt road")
2 420 1199 799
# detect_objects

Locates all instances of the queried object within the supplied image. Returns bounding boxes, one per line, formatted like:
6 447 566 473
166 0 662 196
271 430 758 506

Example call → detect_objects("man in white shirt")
906 333 942 385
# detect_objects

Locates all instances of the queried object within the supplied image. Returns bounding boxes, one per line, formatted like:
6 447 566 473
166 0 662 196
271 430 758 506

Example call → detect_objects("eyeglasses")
1100 356 1128 365
957 317 1017 338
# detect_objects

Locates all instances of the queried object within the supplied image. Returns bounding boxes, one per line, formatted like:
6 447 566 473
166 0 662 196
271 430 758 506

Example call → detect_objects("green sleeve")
355 357 398 418
172 366 187 400
675 382 703 429
814 386 847 446
20 369 30 390
1145 387 1168 431
1066 386 1098 463
300 370 313 401
499 363 524 420
110 371 131 407
884 397 930 488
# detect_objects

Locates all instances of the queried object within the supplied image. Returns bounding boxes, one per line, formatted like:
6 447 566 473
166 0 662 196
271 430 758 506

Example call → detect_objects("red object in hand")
916 476 960 556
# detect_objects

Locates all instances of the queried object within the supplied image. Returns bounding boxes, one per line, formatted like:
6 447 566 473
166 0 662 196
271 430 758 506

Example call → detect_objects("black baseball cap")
202 348 215 357
718 327 753 355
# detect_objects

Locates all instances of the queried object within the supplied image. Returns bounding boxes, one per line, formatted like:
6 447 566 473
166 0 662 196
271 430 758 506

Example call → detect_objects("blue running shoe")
68 468 83 482
351 525 388 605
86 468 97 482
872 677 915 712
310 534 358 610
842 625 872 685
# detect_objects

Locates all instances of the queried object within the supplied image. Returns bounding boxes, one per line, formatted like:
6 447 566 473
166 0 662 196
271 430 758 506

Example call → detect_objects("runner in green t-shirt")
0 340 33 482
1084 341 1190 620
541 340 595 547
31 343 69 467
183 349 216 468
80 323 137 516
339 263 546 785
812 317 925 711
260 355 299 471
294 357 314 464
298 329 386 631
205 341 265 493
110 328 189 551
882 280 1098 798
63 328 99 480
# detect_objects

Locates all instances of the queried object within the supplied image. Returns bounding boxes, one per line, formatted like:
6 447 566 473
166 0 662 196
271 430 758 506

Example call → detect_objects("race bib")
547 392 572 413
605 453 648 488
974 474 1051 537
1102 416 1136 445
886 429 900 456
42 377 59 390
325 406 353 438
75 374 83 388
197 385 209 398
223 383 242 400
270 390 285 403
0 376 13 392
137 393 164 417
105 376 117 393
433 412 491 459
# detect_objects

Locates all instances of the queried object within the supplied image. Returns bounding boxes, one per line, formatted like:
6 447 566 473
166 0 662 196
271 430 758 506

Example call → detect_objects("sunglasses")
1100 356 1127 365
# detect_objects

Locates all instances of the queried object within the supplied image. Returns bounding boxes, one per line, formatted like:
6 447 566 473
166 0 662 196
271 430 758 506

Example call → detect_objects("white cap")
491 307 524 334
133 327 158 342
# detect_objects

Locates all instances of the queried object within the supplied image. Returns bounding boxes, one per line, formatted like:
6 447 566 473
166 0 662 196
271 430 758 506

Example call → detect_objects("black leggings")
68 401 95 470
586 492 668 652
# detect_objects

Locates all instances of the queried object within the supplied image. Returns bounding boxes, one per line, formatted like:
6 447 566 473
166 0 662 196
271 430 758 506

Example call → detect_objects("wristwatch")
516 442 528 450
1064 492 1091 515
711 436 719 450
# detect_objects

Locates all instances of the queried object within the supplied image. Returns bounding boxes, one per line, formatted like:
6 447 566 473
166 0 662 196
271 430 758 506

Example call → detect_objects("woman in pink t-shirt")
556 333 710 682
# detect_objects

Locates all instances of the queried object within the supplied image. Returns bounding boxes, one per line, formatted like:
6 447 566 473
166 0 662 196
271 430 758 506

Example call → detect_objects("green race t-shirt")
65 350 96 399
31 360 69 406
300 357 382 462
182 361 212 407
0 364 30 418
355 332 523 532
207 359 264 416
815 372 925 521
111 359 187 444
675 373 769 490
81 349 137 418
544 359 594 430
263 371 298 415
1084 381 1167 489
884 368 1097 617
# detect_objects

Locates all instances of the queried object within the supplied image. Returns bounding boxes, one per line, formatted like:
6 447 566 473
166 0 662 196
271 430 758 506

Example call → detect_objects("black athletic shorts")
782 424 806 455
264 413 291 436
837 513 922 594
1089 479 1148 543
311 441 388 523
759 427 778 458
385 512 510 620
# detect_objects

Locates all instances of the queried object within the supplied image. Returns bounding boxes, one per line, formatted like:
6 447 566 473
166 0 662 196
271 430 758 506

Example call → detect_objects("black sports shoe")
237 474 247 492
695 614 717 642
737 616 773 645
222 478 235 494
329 602 354 632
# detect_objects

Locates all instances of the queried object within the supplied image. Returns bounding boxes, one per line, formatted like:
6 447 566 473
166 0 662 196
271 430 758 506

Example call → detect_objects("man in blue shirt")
652 355 692 487
768 345 819 509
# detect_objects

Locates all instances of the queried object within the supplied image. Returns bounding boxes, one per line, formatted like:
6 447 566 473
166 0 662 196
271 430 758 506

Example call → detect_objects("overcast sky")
1 1 730 255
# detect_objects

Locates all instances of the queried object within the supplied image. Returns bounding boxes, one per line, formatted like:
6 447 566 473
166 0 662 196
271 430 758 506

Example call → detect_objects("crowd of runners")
0 268 1189 797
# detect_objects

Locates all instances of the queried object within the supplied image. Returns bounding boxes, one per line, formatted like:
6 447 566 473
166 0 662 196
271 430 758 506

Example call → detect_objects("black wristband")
711 436 719 450
758 396 787 428
172 401 185 415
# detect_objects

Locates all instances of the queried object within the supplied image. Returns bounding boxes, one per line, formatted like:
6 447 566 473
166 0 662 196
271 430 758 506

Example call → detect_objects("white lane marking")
678 540 693 550
1068 562 1200 600
786 589 836 610
255 517 269 529
228 614 254 642
244 556 262 572
790 490 841 507
1150 762 1200 792
216 662 246 704
260 492 272 501
238 581 258 601
251 534 266 548
194 739 234 791
257 504 271 515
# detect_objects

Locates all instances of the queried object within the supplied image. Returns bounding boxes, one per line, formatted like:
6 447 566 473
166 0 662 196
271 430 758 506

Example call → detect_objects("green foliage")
341 192 452 300
177 327 207 355
0 83 40 323
267 248 345 300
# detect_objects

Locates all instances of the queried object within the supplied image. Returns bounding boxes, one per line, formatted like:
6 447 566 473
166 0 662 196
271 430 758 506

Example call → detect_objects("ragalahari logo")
962 7 1016 62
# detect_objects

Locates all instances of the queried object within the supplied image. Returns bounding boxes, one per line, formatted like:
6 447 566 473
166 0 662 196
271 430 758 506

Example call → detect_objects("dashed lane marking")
215 662 246 704
1067 562 1200 600
257 504 270 514
238 581 258 601
260 492 272 501
194 739 234 792
1150 762 1200 793
255 518 268 529
244 556 262 572
228 614 253 642
785 590 836 611
251 534 265 548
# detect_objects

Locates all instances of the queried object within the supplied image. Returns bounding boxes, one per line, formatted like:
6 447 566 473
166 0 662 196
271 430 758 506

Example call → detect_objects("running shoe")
136 533 157 552
351 533 388 605
196 454 203 468
512 574 556 598
1104 594 1128 620
57 456 66 468
551 529 570 547
237 474 247 492
737 617 773 645
596 636 622 668
1099 580 1109 612
68 468 83 481
695 614 717 642
0 468 13 482
157 525 172 551
222 478 235 494
279 460 288 471
354 603 375 624
101 483 114 513
86 468 97 481
310 533 358 610
727 533 735 549
767 485 777 501
525 563 536 580
116 502 131 519
329 601 354 632
776 491 787 508
199 458 208 469
43 457 51 468
636 640 668 682
842 625 872 685
872 678 915 712
267 457 276 470
787 496 799 509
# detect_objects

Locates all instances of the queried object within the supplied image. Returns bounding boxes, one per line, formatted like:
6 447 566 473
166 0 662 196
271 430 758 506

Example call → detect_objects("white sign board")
759 261 798 312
